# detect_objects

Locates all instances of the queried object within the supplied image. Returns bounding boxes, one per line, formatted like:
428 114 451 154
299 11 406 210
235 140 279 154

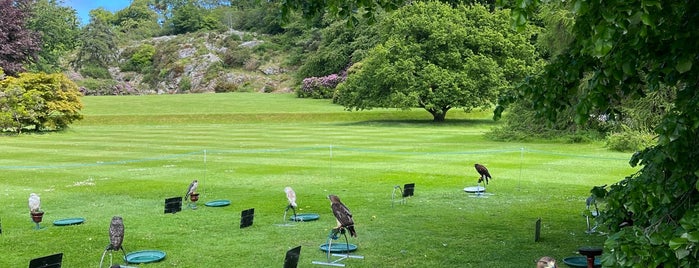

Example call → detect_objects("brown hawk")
474 163 492 184
328 195 356 237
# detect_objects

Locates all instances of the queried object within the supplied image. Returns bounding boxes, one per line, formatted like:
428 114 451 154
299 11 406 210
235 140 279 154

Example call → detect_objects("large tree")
499 0 699 266
26 0 80 73
335 2 540 121
72 14 118 72
0 0 41 76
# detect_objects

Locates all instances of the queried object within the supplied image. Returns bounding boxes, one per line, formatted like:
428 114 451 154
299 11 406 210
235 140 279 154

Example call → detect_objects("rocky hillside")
71 29 296 95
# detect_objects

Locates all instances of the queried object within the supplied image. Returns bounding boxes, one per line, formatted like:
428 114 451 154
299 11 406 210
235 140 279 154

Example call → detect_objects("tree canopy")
335 2 540 121
499 0 699 266
0 0 41 76
0 70 83 132
25 0 81 73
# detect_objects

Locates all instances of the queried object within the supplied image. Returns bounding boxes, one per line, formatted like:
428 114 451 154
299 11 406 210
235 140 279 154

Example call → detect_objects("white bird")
184 179 198 201
28 193 41 213
284 187 297 208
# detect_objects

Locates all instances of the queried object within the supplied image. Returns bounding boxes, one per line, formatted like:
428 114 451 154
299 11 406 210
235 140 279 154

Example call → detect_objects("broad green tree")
25 0 80 73
0 71 83 132
169 2 221 34
114 0 161 40
335 2 540 122
499 0 699 266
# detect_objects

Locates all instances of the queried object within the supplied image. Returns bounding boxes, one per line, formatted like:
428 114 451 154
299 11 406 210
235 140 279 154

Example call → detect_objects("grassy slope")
0 93 636 267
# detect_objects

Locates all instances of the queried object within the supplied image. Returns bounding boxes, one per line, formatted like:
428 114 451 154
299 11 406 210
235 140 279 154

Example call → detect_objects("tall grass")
0 93 636 267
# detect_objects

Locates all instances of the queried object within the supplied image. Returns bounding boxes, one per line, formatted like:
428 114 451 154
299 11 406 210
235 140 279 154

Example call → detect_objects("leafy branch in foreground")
499 0 699 266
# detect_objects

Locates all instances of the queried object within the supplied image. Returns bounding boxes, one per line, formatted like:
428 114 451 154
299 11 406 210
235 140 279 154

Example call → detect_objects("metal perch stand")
585 196 600 234
391 185 404 207
99 246 127 268
312 227 363 267
280 204 297 226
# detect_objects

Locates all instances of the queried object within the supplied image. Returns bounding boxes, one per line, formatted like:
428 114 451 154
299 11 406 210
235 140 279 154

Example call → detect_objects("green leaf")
622 62 634 75
676 248 690 260
686 231 699 243
641 13 654 26
676 58 692 73
669 237 687 250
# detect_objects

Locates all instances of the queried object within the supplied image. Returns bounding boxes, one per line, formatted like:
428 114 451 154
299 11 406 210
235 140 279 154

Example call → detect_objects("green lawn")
0 93 636 267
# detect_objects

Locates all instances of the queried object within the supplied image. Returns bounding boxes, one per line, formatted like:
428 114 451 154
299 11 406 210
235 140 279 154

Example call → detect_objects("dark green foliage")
73 17 118 70
503 0 699 265
488 100 609 143
113 0 161 40
169 3 222 35
336 2 540 122
229 2 285 34
79 65 112 79
295 20 380 80
26 0 81 73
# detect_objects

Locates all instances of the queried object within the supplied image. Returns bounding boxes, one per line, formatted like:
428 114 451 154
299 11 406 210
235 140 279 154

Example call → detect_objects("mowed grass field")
0 93 637 267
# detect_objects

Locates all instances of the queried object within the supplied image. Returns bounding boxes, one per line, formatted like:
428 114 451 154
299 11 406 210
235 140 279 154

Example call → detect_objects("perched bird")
107 216 125 254
100 216 126 267
184 179 198 201
284 187 297 208
28 193 41 213
474 164 492 184
537 256 557 268
328 195 356 237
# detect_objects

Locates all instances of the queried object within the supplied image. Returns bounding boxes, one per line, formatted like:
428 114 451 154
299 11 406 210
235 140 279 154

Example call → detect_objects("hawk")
328 195 356 237
28 193 41 213
108 216 125 254
474 164 492 184
284 187 297 208
184 179 198 201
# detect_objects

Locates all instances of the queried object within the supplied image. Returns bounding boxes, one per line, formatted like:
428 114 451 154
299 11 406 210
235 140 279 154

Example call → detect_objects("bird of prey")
107 216 126 255
184 179 198 201
28 193 41 213
284 187 297 208
536 256 557 268
328 195 356 237
100 216 126 267
474 164 492 184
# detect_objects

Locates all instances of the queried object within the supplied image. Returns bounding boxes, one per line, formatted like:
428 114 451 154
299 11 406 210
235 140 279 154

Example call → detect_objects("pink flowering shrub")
298 73 346 99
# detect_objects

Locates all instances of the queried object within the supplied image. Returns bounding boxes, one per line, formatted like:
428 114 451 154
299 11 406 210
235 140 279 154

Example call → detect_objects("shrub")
121 44 155 73
179 76 192 92
223 48 252 68
605 130 656 152
80 65 112 79
214 80 238 93
297 73 346 99
78 78 118 96
243 58 260 71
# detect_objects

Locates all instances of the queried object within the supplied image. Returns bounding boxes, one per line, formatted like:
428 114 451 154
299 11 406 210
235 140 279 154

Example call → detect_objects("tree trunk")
428 108 449 122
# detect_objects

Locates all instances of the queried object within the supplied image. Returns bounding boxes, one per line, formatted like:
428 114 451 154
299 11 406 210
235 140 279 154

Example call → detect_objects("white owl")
284 187 297 208
28 193 41 213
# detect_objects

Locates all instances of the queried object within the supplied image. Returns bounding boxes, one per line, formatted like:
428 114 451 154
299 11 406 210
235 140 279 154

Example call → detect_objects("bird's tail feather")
347 226 357 237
